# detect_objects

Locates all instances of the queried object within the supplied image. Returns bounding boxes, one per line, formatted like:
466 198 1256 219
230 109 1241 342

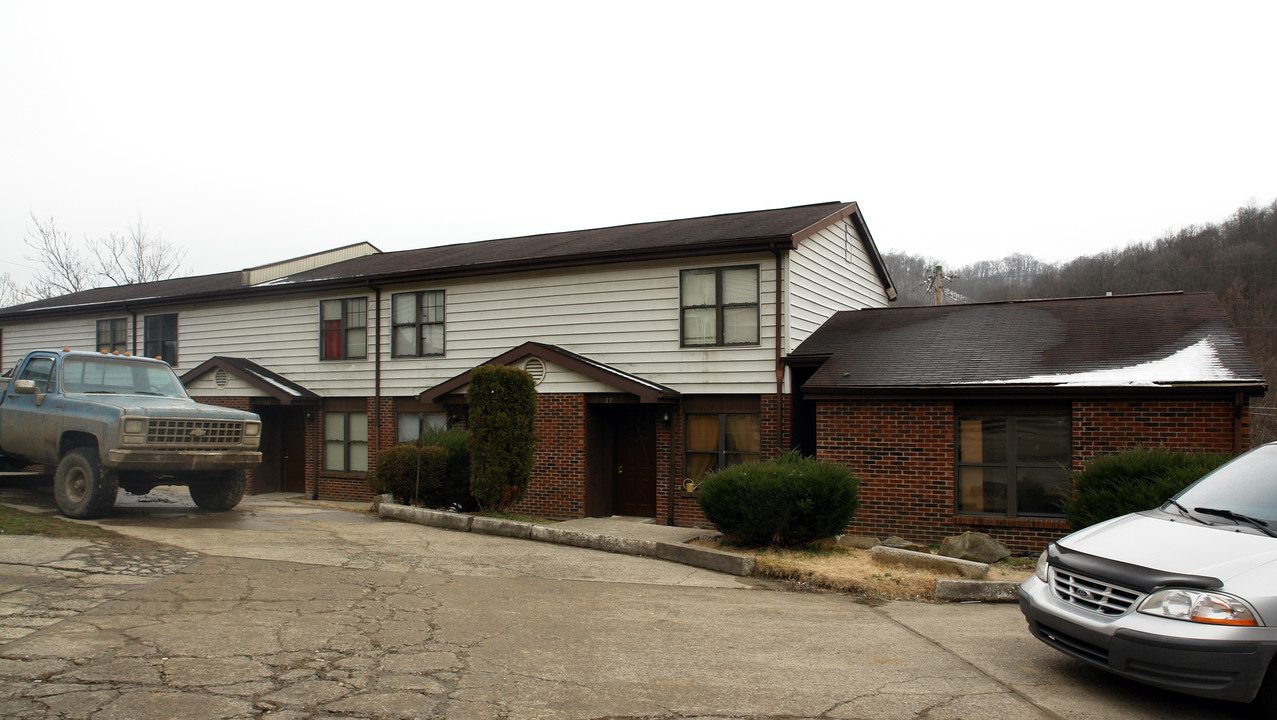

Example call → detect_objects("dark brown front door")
280 409 306 493
612 409 656 516
255 406 308 494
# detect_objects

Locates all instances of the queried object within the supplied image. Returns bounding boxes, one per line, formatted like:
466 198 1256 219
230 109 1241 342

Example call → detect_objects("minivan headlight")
1139 589 1260 626
1034 550 1050 582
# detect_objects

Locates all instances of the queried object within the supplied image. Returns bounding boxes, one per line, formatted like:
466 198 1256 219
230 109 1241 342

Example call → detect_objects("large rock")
938 531 1010 564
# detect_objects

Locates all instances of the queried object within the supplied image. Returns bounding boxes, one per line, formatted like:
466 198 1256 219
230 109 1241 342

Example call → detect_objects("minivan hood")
1059 512 1277 584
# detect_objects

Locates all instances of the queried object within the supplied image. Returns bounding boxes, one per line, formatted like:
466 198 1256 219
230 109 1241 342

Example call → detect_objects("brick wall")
816 396 1249 555
514 393 587 520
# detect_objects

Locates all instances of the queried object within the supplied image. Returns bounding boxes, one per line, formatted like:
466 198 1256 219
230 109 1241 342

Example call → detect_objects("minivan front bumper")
1019 578 1277 703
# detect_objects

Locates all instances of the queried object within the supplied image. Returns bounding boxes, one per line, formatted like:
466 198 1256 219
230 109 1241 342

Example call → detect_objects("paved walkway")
0 487 1255 720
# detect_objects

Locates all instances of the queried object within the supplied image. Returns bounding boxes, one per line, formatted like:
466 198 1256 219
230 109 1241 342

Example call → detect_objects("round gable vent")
214 368 230 390
522 356 546 385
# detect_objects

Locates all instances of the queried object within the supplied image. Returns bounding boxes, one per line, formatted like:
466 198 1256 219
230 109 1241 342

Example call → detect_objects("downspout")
371 283 383 465
773 245 785 456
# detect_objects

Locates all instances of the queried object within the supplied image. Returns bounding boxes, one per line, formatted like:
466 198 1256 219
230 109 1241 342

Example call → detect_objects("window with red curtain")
320 298 367 360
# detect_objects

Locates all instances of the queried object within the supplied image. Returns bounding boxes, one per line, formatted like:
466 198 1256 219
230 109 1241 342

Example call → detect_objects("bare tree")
0 272 22 308
23 212 93 299
92 215 187 286
17 212 189 301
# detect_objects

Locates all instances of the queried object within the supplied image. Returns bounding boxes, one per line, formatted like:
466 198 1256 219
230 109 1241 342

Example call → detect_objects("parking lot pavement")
0 484 1260 720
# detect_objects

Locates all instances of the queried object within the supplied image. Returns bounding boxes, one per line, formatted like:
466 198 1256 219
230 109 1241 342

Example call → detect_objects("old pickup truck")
0 349 262 518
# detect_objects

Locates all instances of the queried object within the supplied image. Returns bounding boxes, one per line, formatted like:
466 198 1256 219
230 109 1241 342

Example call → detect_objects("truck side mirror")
13 379 36 395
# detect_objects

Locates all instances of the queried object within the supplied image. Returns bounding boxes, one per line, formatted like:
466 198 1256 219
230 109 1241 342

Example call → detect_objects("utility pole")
933 265 943 306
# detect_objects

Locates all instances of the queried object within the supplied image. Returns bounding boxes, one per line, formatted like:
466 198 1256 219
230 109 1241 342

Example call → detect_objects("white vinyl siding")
2 235 890 399
788 218 891 351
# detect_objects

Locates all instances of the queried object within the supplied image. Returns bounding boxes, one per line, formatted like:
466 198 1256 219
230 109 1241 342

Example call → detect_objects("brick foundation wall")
816 397 1250 555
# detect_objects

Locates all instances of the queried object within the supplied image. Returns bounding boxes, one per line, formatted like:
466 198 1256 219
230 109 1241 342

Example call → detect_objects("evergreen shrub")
365 444 448 505
420 425 475 510
467 365 537 511
1063 447 1232 530
696 451 860 547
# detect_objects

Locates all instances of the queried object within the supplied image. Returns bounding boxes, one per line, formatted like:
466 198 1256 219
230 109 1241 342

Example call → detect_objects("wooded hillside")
884 200 1276 444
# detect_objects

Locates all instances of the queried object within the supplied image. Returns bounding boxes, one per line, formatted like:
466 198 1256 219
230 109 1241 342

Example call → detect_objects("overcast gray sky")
3 1 1275 291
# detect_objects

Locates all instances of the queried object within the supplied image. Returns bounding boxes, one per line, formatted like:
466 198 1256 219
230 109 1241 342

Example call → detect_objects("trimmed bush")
419 425 475 510
696 452 860 547
365 444 448 505
1063 447 1232 530
467 365 537 511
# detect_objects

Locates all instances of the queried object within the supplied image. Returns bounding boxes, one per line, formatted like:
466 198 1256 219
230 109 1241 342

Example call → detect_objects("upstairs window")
320 298 368 360
680 265 759 347
956 411 1071 518
96 318 128 354
143 314 178 366
391 290 445 357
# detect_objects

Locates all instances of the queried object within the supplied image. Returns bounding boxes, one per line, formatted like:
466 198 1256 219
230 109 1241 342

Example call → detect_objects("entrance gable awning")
418 341 679 404
181 356 320 404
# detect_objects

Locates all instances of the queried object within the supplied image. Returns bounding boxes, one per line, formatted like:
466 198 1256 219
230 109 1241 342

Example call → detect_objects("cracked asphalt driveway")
0 486 1254 720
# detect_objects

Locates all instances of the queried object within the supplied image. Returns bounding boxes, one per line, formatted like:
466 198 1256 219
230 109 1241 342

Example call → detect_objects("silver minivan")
1019 442 1277 717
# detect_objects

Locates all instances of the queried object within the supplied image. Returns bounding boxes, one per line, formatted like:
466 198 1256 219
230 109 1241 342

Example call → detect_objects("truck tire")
189 470 246 511
53 448 119 519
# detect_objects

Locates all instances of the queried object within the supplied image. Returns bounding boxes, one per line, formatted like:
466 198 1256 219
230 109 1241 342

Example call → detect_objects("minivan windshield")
1174 444 1277 527
61 357 189 398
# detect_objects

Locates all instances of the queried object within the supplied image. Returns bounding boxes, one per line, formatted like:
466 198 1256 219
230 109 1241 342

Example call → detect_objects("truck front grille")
146 419 244 447
1050 569 1142 616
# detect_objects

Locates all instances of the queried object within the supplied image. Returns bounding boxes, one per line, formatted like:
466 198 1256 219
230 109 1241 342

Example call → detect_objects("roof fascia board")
802 382 1268 402
0 238 794 323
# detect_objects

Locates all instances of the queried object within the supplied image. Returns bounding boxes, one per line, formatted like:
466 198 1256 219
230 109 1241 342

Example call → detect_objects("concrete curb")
935 578 1021 602
378 503 755 577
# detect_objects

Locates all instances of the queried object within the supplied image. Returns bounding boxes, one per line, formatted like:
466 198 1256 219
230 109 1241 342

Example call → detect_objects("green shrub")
467 365 537 511
1063 448 1232 530
419 425 475 510
365 444 448 505
696 452 860 547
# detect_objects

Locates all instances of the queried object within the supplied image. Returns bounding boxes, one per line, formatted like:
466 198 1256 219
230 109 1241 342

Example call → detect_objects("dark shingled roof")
1 201 893 319
790 292 1266 394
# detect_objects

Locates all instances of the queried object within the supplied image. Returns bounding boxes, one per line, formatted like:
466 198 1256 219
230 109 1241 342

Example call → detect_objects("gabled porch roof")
418 342 679 404
181 356 320 404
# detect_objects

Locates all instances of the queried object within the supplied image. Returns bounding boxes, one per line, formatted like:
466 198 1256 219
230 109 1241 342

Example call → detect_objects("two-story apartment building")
3 201 1264 552
0 201 896 527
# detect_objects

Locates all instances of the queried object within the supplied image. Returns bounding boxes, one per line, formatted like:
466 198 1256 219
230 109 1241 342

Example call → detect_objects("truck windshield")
1174 444 1277 527
61 357 189 398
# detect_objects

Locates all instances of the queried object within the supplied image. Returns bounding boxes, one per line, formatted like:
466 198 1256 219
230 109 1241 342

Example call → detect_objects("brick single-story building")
785 291 1267 553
